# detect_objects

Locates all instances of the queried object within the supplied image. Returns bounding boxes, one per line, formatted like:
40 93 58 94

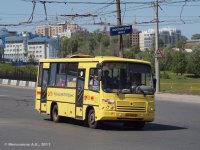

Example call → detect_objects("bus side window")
89 68 99 91
55 63 67 87
49 63 57 86
66 63 78 88
37 63 43 86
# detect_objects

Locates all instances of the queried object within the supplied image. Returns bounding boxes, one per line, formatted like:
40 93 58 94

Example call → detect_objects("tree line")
59 30 200 76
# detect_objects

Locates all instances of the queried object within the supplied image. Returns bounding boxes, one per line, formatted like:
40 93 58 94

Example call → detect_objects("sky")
0 0 200 39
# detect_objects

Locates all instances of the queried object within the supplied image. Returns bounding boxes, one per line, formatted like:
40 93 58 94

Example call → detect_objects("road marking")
0 95 8 97
0 90 8 92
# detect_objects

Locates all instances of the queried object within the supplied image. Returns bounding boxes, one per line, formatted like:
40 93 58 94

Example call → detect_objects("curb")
0 78 36 88
156 93 200 104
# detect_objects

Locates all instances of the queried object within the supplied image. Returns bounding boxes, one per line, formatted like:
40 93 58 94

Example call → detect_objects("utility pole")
116 0 123 57
44 39 47 59
154 0 160 93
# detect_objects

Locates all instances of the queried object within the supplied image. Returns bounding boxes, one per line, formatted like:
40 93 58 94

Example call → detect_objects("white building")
28 36 59 61
58 29 73 38
139 27 181 51
4 36 59 62
0 28 17 61
4 36 26 61
139 29 155 51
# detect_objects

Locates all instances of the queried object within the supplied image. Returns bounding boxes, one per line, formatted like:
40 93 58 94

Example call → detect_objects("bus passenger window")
37 63 43 86
56 75 65 87
66 63 78 88
89 69 99 91
56 63 67 87
49 63 57 86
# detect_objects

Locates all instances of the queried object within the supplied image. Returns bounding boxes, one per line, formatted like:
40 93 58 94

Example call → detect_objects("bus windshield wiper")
117 89 130 95
137 86 146 97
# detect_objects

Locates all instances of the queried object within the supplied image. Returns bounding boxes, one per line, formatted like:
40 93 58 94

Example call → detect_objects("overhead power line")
21 0 153 5
60 14 98 17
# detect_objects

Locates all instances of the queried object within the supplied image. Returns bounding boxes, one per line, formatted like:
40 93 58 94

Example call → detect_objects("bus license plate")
126 114 137 117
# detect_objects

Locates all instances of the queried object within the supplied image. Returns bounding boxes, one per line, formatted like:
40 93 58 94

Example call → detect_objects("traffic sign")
110 25 132 36
155 49 163 58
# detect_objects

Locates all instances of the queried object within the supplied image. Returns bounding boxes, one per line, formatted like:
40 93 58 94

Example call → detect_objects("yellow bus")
35 55 155 129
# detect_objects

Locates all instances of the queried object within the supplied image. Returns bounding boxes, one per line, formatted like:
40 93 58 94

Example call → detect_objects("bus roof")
39 55 151 65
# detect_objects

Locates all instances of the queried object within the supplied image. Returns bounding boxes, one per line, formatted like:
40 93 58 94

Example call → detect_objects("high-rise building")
139 29 155 51
139 27 181 51
159 27 181 47
129 29 140 48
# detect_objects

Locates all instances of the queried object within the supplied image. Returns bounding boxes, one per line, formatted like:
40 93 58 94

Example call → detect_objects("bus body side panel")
82 90 100 120
35 87 41 112
46 87 76 117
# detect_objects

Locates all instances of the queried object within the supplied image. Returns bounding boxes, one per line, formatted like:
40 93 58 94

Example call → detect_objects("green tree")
60 37 69 57
171 51 187 75
189 44 200 75
160 45 174 71
130 44 140 54
151 38 164 50
60 36 79 57
124 50 135 59
176 36 187 50
136 50 155 72
191 34 200 40
28 54 36 62
68 38 78 54
101 35 110 47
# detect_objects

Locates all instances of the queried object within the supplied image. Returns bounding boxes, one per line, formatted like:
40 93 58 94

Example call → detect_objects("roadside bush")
160 71 170 79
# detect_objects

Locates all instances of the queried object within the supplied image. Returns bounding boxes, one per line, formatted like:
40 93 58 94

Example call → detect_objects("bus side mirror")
98 69 102 81
153 78 156 91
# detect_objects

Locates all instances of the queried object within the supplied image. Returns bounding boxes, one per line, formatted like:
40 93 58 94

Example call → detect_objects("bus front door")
75 69 85 119
40 69 49 113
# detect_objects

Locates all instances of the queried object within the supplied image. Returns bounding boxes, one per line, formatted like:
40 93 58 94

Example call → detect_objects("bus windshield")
102 62 154 95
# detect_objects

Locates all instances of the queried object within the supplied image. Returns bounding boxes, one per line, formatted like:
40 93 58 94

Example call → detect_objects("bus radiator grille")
116 102 146 112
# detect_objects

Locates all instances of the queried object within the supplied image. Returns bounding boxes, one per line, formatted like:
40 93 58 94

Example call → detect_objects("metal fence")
0 72 37 82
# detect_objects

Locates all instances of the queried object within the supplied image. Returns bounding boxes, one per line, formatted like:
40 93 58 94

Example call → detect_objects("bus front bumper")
97 111 154 122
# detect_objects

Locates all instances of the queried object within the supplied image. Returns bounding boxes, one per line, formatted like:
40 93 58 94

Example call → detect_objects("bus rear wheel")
87 109 99 129
51 104 61 123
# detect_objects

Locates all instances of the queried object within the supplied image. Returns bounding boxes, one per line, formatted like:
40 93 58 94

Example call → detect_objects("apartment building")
0 28 17 61
36 21 87 37
28 37 59 61
4 36 26 61
139 29 155 51
159 27 181 47
129 28 140 47
139 27 181 51
4 35 59 62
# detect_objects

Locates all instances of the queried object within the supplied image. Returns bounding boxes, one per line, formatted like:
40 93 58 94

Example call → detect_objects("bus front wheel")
51 104 61 123
87 109 99 129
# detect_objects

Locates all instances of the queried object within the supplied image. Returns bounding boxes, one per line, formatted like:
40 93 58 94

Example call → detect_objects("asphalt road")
0 85 200 150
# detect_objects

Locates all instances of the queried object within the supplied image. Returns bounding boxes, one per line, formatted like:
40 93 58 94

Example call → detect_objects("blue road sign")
110 25 132 36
